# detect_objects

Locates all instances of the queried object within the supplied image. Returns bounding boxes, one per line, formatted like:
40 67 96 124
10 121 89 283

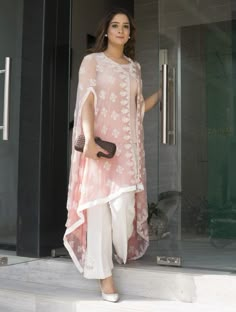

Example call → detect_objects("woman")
64 8 162 302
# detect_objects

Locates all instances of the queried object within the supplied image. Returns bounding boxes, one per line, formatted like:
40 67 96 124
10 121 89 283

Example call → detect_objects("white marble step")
0 257 236 308
0 278 235 312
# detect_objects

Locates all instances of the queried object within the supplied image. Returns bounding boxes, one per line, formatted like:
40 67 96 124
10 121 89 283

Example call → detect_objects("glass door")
156 0 236 271
0 0 23 249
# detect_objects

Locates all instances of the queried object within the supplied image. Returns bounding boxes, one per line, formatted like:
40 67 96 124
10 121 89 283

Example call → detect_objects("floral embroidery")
99 90 106 100
69 240 75 248
101 107 108 117
125 152 132 158
77 245 84 254
101 125 108 134
124 135 131 140
107 75 115 84
122 116 129 123
127 160 134 167
89 78 96 86
116 165 124 174
116 146 122 157
124 144 132 149
121 100 128 105
120 90 127 97
112 129 120 138
96 64 104 72
119 74 126 79
111 111 119 120
121 108 129 114
110 93 117 102
104 161 111 171
64 52 149 273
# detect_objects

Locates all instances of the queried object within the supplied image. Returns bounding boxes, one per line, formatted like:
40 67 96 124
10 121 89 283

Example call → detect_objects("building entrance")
70 0 236 271
0 0 23 249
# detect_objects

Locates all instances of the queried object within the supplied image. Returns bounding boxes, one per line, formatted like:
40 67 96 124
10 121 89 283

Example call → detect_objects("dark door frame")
16 0 135 258
17 0 71 257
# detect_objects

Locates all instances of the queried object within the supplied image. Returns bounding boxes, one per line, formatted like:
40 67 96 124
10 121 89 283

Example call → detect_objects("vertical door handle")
0 57 11 141
168 67 176 145
161 64 168 144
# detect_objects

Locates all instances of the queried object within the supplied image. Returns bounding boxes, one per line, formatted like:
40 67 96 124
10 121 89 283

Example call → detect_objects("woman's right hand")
83 138 107 160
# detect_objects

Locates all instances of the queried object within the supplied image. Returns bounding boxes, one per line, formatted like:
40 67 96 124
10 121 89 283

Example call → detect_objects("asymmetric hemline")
64 52 149 273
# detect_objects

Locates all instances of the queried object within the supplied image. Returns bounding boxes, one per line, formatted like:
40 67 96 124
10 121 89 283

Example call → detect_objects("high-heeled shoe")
99 279 119 302
101 291 119 302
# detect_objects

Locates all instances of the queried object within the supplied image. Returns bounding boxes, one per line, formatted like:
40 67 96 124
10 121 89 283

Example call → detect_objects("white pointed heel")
101 291 119 302
99 278 119 302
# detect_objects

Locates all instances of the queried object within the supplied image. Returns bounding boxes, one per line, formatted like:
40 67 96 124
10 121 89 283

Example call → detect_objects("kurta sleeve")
64 55 98 272
136 61 145 119
73 54 97 139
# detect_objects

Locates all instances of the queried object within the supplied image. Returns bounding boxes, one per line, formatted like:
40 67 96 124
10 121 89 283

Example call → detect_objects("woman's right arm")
81 93 101 160
78 54 107 159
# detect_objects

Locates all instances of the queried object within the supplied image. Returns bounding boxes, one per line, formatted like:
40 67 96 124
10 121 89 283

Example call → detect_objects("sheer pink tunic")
64 52 149 272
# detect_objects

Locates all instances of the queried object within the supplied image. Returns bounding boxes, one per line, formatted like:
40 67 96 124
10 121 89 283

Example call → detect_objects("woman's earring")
105 34 108 37
128 36 131 39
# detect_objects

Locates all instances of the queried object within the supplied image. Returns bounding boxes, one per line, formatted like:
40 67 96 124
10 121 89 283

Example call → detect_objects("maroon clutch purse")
74 134 116 158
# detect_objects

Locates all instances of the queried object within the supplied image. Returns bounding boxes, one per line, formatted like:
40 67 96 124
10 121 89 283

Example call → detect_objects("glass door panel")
157 0 236 271
0 0 23 248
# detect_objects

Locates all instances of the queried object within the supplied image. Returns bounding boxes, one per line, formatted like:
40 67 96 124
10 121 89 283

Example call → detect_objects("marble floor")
1 278 235 312
1 246 236 311
1 238 236 272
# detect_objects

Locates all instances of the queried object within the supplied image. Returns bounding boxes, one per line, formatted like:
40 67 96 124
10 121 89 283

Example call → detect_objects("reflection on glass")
153 0 236 271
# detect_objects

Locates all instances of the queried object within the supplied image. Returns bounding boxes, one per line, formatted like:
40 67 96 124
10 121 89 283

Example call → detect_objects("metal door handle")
168 67 176 145
0 57 11 141
161 64 168 144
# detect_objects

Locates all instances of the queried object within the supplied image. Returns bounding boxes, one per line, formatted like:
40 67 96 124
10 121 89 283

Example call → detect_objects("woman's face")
107 14 130 47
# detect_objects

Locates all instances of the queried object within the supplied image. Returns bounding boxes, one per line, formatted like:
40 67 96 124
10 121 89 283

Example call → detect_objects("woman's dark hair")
89 8 136 60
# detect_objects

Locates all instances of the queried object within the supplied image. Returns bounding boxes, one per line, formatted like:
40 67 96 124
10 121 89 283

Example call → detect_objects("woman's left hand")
144 88 162 112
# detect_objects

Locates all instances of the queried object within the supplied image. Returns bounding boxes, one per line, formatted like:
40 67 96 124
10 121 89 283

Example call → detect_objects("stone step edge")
35 257 236 276
0 279 235 312
0 278 172 312
0 278 99 302
1 259 236 306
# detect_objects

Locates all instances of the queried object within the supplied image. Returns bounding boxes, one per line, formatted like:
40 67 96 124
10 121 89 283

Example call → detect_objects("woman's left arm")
144 88 162 112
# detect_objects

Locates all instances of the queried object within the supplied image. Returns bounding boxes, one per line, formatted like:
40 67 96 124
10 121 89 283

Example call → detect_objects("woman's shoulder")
130 59 141 75
125 55 141 69
82 52 102 62
133 60 141 70
80 53 101 70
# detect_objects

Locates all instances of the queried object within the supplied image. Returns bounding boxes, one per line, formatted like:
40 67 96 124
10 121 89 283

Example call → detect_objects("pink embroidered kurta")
64 52 149 272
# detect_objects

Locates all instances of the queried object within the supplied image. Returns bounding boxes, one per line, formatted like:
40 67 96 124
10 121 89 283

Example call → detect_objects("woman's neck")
105 45 124 60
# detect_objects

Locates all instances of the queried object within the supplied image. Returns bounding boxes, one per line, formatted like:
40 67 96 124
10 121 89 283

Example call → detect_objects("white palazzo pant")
83 191 135 279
